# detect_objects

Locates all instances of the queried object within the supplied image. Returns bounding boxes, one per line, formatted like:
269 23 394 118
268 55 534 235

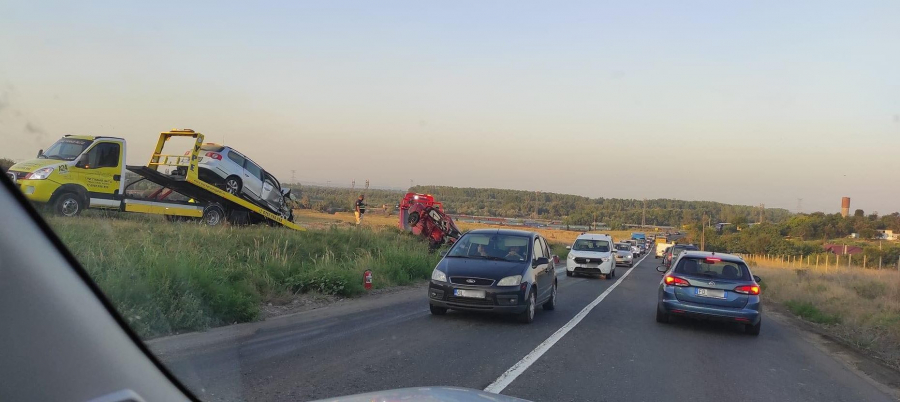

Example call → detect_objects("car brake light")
205 152 222 160
705 257 721 263
664 275 690 287
733 285 760 295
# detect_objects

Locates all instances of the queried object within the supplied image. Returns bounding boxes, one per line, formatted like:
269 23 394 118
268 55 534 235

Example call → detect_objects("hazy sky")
1 1 898 214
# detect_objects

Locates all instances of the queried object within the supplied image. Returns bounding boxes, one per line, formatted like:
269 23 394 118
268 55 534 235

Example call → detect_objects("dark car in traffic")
656 251 762 335
428 229 558 323
663 244 699 267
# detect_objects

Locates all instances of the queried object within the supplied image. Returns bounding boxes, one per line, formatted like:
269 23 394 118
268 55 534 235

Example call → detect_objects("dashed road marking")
484 253 650 394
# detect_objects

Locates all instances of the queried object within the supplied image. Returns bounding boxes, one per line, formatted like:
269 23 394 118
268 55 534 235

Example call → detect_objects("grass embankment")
751 264 900 368
47 216 440 338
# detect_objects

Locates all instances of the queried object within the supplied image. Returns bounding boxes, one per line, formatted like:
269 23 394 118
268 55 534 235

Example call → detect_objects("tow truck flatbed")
123 130 303 230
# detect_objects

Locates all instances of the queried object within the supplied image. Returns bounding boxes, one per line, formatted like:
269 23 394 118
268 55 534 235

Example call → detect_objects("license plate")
696 288 726 299
454 289 486 299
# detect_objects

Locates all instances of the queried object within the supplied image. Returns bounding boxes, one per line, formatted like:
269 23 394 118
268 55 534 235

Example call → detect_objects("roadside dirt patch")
261 281 429 319
768 305 900 399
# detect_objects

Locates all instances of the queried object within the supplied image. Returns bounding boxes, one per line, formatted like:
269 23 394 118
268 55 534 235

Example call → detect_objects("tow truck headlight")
26 166 54 180
497 275 522 286
431 269 447 282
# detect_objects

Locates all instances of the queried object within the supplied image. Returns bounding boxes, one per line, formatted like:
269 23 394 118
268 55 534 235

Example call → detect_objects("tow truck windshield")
38 138 92 161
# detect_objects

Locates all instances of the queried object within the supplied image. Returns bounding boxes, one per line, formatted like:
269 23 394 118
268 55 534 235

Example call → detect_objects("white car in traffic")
614 242 635 267
566 234 616 279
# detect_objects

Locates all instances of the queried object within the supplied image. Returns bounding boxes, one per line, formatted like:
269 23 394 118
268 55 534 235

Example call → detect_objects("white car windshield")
572 239 609 252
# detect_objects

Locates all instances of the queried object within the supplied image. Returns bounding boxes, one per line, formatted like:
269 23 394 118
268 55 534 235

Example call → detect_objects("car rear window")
673 257 751 281
615 243 631 251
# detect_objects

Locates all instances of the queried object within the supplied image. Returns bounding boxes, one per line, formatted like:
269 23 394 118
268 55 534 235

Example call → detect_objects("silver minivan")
189 144 293 219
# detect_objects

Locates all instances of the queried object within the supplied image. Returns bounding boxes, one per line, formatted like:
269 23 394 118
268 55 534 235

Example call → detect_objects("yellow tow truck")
6 129 303 230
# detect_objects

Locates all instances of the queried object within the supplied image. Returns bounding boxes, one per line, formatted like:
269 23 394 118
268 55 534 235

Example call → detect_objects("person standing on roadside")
355 195 366 225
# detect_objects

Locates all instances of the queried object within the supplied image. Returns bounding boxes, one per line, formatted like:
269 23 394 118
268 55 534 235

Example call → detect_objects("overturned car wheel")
407 211 421 226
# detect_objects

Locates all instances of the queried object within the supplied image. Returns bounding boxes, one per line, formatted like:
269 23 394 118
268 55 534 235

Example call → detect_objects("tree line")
286 184 796 228
407 185 792 228
677 212 900 265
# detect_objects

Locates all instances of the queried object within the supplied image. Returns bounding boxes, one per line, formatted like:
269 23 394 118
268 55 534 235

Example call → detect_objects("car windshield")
38 138 92 161
447 233 530 261
572 239 610 252
674 257 752 281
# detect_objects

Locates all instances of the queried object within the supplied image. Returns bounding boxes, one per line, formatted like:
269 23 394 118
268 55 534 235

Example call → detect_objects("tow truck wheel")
224 176 242 196
202 205 225 226
54 193 83 217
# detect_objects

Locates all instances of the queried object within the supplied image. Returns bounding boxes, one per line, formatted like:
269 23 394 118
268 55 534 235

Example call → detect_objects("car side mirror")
565 246 571 250
753 275 762 283
656 266 667 273
74 158 86 169
439 250 448 257
533 257 549 267
37 149 43 158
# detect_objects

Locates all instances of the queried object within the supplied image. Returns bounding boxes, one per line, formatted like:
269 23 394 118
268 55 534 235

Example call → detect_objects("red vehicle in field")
399 193 461 248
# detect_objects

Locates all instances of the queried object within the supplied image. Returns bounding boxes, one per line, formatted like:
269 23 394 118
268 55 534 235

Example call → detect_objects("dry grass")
750 261 900 369
292 209 658 246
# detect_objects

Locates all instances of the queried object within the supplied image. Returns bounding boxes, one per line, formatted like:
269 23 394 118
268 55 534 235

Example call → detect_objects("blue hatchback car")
656 251 762 335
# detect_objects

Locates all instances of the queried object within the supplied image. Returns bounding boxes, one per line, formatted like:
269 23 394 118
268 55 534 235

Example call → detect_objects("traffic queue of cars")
427 230 653 323
427 229 764 335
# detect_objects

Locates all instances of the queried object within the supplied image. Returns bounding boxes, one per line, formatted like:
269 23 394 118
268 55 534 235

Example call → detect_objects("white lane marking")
484 253 650 394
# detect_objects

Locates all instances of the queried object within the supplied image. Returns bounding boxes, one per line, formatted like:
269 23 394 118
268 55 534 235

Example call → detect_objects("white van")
565 233 616 279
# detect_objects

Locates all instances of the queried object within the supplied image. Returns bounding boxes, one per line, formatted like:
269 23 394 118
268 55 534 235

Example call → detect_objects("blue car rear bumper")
659 289 761 325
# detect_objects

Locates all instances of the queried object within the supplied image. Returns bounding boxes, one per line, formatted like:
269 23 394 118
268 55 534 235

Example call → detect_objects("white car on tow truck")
566 234 616 279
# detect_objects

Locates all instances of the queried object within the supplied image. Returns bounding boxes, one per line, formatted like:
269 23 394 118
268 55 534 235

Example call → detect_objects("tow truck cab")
7 135 126 215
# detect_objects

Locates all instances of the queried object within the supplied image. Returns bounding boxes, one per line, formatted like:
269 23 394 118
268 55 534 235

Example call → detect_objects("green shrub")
784 300 842 324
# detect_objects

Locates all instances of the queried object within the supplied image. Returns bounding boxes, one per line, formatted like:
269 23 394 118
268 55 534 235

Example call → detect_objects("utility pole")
759 203 765 224
291 170 296 185
701 214 707 251
642 198 647 229
797 198 803 214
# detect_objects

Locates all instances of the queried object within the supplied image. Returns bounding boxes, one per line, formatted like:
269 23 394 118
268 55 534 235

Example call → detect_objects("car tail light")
205 152 222 160
664 275 690 287
733 285 760 295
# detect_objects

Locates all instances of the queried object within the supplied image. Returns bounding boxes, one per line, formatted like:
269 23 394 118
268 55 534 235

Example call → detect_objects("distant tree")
854 209 865 217
858 227 879 240
0 158 14 172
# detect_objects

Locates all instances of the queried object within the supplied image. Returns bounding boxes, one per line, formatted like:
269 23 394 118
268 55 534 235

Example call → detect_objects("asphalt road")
149 254 897 402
